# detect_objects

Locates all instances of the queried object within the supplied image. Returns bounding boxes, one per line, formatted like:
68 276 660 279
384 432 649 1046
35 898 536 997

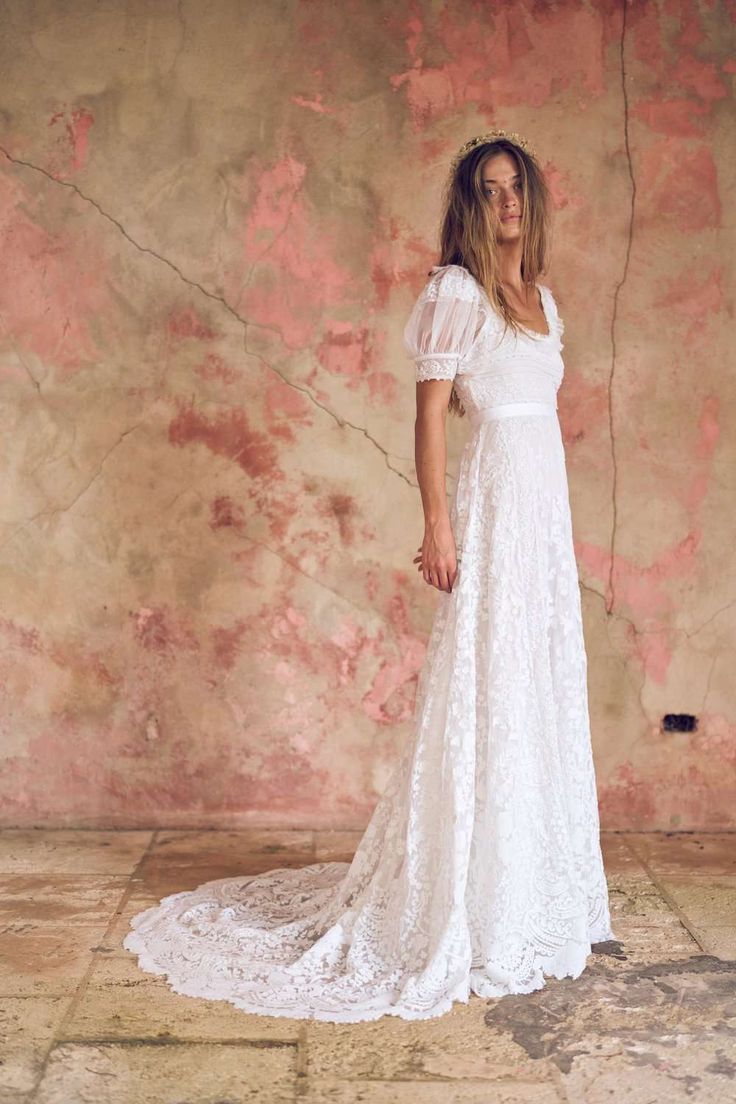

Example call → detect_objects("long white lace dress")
123 263 616 1023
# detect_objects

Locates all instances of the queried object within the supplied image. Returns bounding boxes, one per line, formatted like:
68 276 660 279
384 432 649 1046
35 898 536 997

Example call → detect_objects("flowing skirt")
123 412 616 1023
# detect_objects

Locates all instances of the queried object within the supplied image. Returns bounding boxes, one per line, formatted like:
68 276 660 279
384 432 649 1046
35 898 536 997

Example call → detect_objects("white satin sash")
469 401 557 427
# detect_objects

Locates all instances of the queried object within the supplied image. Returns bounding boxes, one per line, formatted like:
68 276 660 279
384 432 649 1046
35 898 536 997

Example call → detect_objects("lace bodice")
403 264 565 420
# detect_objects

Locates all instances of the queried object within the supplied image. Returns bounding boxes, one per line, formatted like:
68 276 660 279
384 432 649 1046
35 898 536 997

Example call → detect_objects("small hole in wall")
661 714 698 733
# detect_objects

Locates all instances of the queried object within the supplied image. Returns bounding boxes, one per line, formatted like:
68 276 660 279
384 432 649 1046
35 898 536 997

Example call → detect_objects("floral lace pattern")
123 264 615 1023
415 353 459 381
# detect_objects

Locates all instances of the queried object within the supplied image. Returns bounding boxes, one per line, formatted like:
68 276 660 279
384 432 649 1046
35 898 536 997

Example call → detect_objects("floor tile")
34 1040 297 1103
304 998 549 1082
606 920 699 957
0 875 127 926
2 829 734 1104
657 879 736 928
313 831 363 862
626 832 736 879
691 926 736 958
145 828 315 861
303 1081 559 1103
132 853 319 897
607 881 683 925
0 831 153 876
0 996 69 1094
0 924 103 997
63 956 302 1042
599 833 650 875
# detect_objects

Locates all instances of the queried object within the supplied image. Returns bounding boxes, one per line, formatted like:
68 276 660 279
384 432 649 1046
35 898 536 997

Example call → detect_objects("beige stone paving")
0 829 733 1104
64 958 301 1043
33 1041 297 1104
0 924 105 998
303 1001 550 1083
0 875 129 926
625 832 736 879
694 926 736 957
0 830 153 875
0 996 70 1096
301 1083 561 1102
314 831 364 862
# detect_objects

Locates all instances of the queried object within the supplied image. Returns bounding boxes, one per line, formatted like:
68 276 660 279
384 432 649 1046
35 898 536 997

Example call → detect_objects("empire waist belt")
470 401 558 427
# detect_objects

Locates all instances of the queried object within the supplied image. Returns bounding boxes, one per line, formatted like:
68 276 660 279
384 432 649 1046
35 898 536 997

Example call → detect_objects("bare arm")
413 380 458 593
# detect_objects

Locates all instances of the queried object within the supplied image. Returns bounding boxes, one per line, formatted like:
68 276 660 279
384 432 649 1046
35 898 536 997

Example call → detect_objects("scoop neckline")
430 265 552 340
480 278 552 340
526 284 552 339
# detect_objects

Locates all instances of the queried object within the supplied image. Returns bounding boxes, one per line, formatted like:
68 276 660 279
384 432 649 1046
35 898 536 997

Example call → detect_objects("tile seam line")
623 835 708 951
30 828 161 1090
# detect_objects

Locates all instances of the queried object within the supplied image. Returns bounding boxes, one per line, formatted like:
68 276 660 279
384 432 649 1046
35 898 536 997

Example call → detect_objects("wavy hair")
434 138 552 416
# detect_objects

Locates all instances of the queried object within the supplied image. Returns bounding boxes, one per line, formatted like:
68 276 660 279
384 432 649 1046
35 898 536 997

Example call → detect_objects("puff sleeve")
402 265 482 382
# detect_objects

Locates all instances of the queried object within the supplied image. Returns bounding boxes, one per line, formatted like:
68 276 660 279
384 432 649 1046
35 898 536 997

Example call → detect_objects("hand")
413 523 458 593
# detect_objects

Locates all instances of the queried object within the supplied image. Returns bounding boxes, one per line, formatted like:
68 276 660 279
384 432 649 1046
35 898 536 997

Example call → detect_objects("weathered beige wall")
1 1 733 829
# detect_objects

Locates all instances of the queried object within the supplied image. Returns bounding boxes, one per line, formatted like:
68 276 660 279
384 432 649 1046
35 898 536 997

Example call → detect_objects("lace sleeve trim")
415 354 459 382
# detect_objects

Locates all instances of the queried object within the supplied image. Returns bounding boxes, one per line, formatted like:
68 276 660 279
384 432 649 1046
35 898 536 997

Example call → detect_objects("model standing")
124 129 616 1023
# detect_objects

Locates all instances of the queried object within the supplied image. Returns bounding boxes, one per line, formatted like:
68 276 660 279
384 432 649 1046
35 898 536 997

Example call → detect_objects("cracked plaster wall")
0 0 734 829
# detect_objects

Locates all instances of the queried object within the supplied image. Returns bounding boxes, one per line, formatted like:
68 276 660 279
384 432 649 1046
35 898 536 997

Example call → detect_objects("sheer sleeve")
402 265 482 382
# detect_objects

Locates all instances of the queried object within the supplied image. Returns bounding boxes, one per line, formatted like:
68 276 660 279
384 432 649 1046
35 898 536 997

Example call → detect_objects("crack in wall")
606 0 637 617
170 0 187 75
0 308 42 392
179 486 387 622
0 146 416 490
240 532 383 623
699 654 719 715
239 332 417 489
0 422 144 552
580 580 651 730
684 597 736 641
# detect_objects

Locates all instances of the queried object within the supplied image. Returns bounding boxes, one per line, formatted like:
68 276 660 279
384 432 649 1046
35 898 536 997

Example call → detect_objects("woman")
124 129 616 1023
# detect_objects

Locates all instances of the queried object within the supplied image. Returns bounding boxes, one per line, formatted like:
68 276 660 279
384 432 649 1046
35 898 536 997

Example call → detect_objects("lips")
502 215 520 222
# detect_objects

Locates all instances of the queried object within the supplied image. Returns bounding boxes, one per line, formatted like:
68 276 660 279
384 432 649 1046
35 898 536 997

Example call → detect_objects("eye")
483 184 522 196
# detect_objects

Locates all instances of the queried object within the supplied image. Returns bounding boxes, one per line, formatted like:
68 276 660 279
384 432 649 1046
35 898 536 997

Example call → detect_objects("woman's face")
481 151 524 239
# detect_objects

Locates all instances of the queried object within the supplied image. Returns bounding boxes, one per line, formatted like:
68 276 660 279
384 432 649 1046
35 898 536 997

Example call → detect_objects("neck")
497 239 525 293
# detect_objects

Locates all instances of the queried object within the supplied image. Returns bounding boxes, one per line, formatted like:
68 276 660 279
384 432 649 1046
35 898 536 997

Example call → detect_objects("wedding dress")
123 263 616 1023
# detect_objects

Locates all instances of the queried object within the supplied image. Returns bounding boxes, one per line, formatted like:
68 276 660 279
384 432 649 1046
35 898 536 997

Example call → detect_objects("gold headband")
449 128 537 175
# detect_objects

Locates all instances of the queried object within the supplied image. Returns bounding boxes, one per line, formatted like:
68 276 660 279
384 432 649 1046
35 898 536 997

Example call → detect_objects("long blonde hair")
435 138 552 416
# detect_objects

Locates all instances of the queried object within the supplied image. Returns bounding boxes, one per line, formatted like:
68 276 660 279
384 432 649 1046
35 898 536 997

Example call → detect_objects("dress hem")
122 915 620 1025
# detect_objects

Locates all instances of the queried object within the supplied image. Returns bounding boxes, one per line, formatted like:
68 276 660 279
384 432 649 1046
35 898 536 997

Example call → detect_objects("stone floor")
0 829 734 1103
